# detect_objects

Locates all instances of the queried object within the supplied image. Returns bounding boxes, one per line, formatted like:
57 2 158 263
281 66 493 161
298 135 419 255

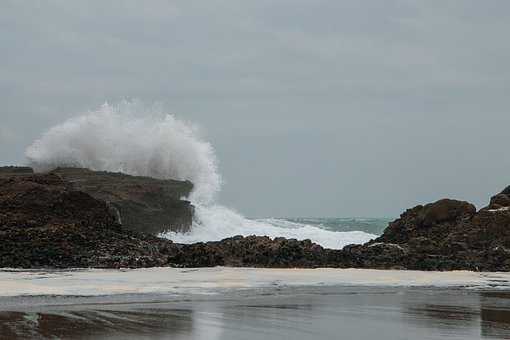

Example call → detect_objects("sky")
1 0 510 217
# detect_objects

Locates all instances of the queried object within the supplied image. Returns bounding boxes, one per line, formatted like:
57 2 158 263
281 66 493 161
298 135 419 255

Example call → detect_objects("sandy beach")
1 268 510 339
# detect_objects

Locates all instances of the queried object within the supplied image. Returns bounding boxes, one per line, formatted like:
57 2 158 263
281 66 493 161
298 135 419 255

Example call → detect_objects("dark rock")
377 199 476 245
343 243 408 269
349 194 510 271
0 166 33 176
501 186 510 195
487 193 510 210
417 199 476 226
49 167 194 234
0 174 178 268
170 235 351 268
0 167 194 235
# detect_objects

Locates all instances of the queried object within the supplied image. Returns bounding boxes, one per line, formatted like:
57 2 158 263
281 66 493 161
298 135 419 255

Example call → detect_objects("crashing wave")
26 101 376 249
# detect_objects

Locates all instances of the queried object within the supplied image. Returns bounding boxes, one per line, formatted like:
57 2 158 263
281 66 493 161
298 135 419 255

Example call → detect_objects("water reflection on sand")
1 268 510 339
0 287 510 339
403 290 510 339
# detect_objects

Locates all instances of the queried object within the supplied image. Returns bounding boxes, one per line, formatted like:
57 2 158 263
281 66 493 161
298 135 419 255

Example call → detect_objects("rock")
49 167 194 234
343 243 408 269
0 166 33 176
0 167 194 235
169 236 349 268
0 173 179 268
487 193 510 210
349 193 510 271
501 186 510 195
417 199 476 226
377 199 476 245
482 185 510 211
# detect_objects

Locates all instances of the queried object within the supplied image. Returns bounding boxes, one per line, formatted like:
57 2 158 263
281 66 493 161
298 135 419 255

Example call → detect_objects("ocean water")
161 209 389 249
266 217 392 235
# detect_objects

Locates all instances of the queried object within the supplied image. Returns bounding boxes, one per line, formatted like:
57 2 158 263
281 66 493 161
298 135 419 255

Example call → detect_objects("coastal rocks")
343 242 408 269
0 167 195 234
486 186 510 210
377 199 476 244
0 174 178 268
50 168 194 234
2 167 510 271
0 166 33 177
347 193 510 271
171 236 349 268
0 173 346 269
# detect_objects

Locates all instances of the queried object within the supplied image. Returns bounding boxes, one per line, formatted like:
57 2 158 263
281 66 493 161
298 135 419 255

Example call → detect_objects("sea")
161 211 389 250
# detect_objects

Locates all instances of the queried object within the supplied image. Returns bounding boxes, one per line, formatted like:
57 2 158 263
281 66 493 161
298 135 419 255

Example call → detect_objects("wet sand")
1 268 510 339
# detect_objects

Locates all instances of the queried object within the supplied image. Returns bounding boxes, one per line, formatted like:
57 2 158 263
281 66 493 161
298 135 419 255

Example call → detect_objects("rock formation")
1 167 510 271
0 166 33 176
345 194 510 271
0 173 179 268
0 167 194 234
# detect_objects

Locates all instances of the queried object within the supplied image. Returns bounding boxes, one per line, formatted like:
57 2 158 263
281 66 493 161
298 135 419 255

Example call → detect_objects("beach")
1 268 510 339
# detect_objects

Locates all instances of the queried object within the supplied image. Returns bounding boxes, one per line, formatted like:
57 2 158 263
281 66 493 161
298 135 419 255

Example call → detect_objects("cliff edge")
0 166 194 235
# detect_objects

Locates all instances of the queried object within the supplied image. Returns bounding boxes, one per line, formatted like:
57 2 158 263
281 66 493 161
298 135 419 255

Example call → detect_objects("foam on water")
1 267 509 297
25 101 375 249
164 204 375 249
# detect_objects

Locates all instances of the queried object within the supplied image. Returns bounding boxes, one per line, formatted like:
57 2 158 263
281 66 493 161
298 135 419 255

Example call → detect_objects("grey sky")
1 0 509 217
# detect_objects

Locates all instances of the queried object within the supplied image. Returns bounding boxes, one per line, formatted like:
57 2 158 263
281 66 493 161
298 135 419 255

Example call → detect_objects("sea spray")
26 101 376 249
26 101 220 203
164 204 376 249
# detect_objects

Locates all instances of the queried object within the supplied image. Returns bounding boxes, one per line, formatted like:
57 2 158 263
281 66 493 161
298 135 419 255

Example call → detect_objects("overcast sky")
1 0 509 217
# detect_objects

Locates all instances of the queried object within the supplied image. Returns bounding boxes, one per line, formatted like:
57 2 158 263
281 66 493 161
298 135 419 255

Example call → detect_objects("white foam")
488 207 510 213
163 204 376 249
0 267 508 297
26 101 220 203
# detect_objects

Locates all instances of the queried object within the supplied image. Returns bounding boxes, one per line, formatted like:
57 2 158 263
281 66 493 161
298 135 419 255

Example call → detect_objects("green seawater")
281 217 392 235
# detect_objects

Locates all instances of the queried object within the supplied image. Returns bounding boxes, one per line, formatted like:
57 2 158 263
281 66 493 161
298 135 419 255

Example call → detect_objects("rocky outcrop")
169 236 350 268
0 166 33 176
346 194 510 271
0 173 344 269
1 168 510 271
170 189 510 271
0 174 179 268
0 167 194 234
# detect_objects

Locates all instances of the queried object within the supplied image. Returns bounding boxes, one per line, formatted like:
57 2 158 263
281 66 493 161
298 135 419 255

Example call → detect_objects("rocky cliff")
0 166 194 234
0 173 178 268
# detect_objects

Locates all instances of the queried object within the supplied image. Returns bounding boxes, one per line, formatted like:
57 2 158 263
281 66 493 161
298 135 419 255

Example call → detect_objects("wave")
162 205 376 249
26 101 220 203
26 101 376 249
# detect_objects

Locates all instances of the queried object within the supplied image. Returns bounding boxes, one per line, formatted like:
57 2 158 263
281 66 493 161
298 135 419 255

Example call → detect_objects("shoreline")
1 267 510 298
